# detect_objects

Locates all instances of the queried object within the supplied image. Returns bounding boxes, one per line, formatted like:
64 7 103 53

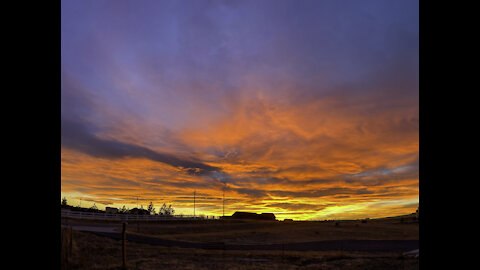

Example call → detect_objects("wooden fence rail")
61 209 217 221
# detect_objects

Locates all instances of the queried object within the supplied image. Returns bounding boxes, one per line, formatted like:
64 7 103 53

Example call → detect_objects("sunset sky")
61 0 419 220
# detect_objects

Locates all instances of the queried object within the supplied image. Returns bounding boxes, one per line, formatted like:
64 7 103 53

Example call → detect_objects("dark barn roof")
128 208 150 215
231 211 276 220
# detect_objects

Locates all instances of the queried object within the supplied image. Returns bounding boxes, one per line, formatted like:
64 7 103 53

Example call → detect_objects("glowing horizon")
61 0 419 221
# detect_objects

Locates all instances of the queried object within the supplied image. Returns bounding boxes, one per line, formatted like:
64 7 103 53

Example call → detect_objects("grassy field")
122 218 418 245
61 215 418 269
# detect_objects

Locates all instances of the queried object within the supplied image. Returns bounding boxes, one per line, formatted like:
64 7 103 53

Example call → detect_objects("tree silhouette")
62 197 68 206
147 202 155 215
158 203 175 216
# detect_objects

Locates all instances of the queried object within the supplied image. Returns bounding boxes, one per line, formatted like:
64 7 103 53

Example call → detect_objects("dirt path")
87 231 418 252
61 222 119 233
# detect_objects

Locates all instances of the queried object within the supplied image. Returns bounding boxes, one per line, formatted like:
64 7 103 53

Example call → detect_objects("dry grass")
62 229 418 270
123 219 418 245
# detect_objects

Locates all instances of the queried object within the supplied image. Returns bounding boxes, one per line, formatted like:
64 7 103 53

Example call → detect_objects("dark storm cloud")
61 117 219 174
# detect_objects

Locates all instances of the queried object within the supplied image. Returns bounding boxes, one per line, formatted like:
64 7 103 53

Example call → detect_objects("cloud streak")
62 117 220 175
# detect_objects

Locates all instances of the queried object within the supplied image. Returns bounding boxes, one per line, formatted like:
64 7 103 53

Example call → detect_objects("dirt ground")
61 216 419 269
63 229 418 270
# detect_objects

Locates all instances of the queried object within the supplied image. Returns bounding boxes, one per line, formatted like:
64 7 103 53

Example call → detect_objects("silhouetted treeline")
61 204 105 213
61 198 175 216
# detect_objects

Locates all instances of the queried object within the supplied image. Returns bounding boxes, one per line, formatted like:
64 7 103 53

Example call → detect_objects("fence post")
122 222 127 269
69 225 73 259
61 226 73 270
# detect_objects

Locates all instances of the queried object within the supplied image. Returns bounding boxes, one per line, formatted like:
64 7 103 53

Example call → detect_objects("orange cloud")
61 90 418 220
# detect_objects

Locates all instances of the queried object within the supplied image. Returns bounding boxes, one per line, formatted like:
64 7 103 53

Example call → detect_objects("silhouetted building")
229 211 276 221
128 208 150 215
105 207 118 214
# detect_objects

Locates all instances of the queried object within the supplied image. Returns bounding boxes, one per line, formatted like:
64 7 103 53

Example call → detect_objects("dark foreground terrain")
61 216 419 269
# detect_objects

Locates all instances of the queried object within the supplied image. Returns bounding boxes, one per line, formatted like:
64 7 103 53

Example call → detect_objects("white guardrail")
61 209 217 221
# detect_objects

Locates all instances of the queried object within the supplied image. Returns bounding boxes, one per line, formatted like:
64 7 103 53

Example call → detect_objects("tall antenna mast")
223 182 226 217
